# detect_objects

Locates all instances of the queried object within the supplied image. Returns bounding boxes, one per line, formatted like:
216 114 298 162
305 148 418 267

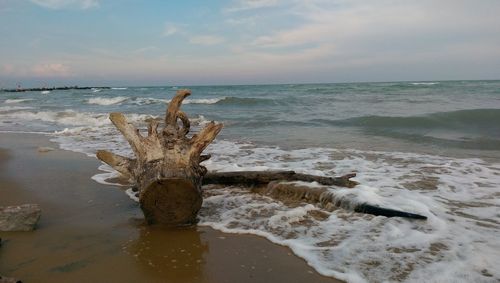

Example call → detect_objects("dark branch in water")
354 204 427 220
203 170 359 188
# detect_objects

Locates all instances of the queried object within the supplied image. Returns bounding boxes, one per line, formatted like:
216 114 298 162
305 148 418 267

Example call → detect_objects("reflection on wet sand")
0 134 342 283
127 226 208 282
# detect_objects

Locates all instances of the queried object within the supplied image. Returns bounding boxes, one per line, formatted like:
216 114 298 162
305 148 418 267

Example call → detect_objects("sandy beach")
0 133 342 283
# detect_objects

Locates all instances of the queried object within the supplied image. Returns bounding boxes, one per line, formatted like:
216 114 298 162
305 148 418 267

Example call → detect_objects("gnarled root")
97 89 222 225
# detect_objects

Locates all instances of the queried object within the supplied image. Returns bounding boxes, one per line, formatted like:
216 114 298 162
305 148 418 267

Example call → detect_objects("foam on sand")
197 142 500 282
83 136 499 282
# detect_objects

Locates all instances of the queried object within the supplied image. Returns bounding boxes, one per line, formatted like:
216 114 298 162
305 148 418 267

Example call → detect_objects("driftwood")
97 89 222 225
204 171 427 220
261 181 427 219
97 90 427 225
203 171 359 188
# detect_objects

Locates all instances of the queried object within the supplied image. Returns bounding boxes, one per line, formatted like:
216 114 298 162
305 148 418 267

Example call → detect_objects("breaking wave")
312 109 500 149
133 96 272 106
410 82 439 86
329 109 500 131
4 99 34 104
87 96 128 105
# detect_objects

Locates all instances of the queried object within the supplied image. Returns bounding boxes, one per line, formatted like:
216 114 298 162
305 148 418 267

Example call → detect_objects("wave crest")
87 96 128 105
4 99 34 104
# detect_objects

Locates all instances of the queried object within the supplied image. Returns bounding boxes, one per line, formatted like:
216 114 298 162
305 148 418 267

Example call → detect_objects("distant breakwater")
1 86 111 93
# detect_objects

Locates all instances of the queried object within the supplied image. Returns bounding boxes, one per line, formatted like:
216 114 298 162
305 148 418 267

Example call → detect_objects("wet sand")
0 133 342 283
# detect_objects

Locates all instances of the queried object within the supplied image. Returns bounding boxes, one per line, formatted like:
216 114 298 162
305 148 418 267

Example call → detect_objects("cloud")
30 0 99 10
248 0 500 54
225 17 257 27
162 23 179 37
31 63 72 77
226 0 281 12
131 46 159 54
189 35 225 46
2 64 15 75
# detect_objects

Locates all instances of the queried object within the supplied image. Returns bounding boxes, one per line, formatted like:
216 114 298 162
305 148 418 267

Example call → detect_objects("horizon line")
2 78 499 90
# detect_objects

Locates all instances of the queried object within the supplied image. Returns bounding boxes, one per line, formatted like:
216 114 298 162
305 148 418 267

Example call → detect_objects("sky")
0 0 499 87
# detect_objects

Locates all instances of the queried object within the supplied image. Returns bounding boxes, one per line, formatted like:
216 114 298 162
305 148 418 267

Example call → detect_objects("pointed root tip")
109 112 127 124
176 89 191 98
96 149 110 161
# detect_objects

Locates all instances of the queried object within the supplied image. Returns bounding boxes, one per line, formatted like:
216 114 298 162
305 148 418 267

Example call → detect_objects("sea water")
1 80 499 282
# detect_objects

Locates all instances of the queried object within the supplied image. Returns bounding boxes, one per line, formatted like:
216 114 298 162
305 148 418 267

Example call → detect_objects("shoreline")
0 132 342 283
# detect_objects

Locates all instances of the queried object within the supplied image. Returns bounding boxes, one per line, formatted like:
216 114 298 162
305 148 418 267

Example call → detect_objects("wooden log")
251 181 427 220
203 171 359 188
97 89 223 225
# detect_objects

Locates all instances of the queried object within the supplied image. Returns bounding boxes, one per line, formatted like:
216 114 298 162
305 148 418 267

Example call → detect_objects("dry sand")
0 133 342 283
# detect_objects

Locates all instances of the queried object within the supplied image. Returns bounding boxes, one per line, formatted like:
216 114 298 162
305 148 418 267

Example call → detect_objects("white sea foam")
196 142 500 282
4 99 34 104
3 110 110 127
0 106 34 112
184 98 225 104
132 97 170 105
125 188 139 202
133 97 225 105
41 90 51 94
111 87 128 90
87 96 128 105
91 164 127 186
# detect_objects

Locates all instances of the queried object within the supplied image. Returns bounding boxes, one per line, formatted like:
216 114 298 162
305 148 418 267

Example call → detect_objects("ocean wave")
312 109 500 149
0 106 34 112
133 97 225 105
329 108 500 129
4 99 34 104
111 87 128 90
185 98 225 104
132 96 273 106
7 110 110 127
132 97 170 105
316 108 500 134
215 96 273 105
87 96 128 105
410 82 439 85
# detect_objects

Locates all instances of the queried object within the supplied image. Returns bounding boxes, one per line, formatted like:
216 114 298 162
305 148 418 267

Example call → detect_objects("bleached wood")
98 89 223 225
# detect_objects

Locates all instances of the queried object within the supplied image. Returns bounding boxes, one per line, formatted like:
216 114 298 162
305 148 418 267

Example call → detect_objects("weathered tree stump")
97 89 222 225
